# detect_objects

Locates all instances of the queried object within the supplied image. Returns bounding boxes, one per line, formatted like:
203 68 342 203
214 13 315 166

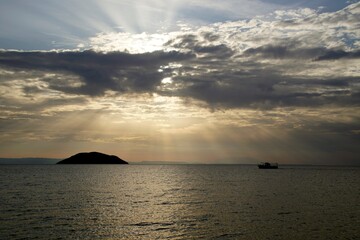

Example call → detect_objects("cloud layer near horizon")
0 3 359 164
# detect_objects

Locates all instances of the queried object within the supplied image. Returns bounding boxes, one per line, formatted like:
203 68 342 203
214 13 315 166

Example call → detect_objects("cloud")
315 49 360 61
159 3 360 109
242 44 360 61
0 3 359 110
243 45 327 59
0 50 194 96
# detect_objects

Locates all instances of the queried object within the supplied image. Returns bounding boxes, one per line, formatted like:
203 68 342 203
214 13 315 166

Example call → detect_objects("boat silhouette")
258 162 278 169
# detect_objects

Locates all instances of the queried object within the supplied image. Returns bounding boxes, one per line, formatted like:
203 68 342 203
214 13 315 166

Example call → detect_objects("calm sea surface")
0 165 359 239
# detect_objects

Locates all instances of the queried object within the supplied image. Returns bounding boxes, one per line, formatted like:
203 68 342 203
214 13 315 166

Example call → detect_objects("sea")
0 165 359 239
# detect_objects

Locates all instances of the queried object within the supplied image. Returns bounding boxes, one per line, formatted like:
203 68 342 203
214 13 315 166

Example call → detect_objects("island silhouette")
57 152 128 164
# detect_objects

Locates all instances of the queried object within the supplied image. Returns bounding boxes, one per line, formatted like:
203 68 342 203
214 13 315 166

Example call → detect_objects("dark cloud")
165 33 234 59
0 50 194 96
193 44 234 59
165 34 198 49
201 32 221 42
160 45 359 109
1 47 359 110
175 80 347 109
243 45 331 60
315 49 360 61
240 26 360 61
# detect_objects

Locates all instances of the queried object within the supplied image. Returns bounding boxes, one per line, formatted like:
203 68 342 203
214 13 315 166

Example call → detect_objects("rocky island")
57 152 128 164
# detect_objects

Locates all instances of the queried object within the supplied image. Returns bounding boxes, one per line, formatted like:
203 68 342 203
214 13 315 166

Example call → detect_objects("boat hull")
258 165 278 169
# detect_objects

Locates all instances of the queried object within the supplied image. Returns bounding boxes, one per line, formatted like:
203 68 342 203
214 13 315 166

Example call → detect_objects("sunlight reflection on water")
0 165 359 239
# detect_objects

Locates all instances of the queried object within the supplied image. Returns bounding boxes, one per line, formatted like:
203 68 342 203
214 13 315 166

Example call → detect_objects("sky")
0 0 359 165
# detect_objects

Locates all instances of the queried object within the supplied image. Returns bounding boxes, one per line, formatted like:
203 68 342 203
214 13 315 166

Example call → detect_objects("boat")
258 162 278 169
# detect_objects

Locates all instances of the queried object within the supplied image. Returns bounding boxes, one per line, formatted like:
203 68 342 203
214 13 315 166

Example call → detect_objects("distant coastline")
0 158 60 165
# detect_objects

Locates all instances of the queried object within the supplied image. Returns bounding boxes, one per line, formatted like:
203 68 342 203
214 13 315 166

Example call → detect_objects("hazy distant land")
0 158 60 165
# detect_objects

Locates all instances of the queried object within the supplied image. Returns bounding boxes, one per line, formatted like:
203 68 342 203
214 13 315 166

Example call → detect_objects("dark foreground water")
0 165 359 239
